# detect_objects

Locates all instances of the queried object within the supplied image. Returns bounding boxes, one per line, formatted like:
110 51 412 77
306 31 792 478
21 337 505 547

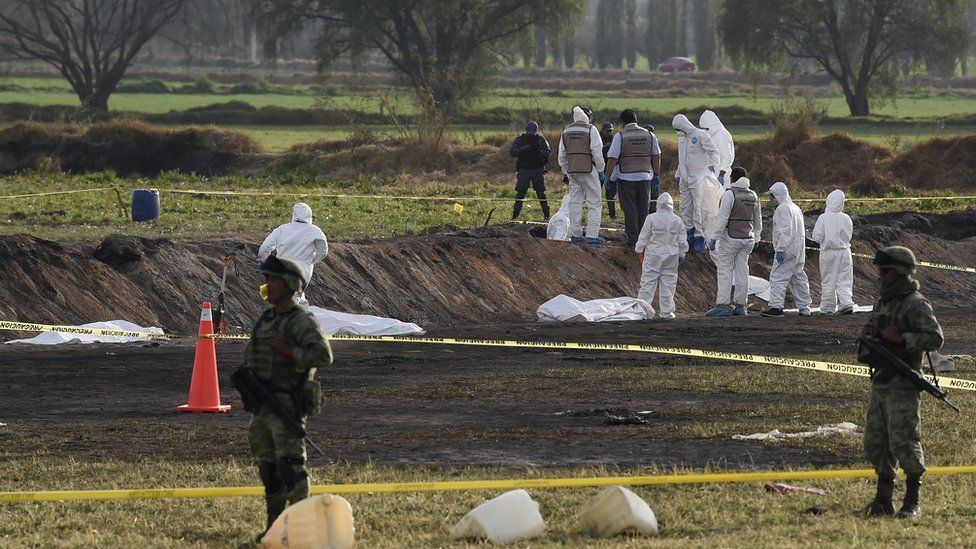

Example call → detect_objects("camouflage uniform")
244 257 332 529
859 246 943 518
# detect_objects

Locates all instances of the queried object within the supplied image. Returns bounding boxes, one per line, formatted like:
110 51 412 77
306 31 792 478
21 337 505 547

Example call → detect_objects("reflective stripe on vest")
618 126 654 174
728 187 759 239
562 121 593 174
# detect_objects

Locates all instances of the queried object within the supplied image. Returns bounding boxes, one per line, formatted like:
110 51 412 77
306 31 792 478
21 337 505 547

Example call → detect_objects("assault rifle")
231 366 326 456
858 335 960 412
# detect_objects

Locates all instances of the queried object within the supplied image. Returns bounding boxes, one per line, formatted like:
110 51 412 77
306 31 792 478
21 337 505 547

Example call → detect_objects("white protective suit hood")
732 176 751 189
699 110 724 133
825 189 845 213
672 114 696 134
292 202 313 223
657 192 675 212
767 181 791 203
572 106 589 123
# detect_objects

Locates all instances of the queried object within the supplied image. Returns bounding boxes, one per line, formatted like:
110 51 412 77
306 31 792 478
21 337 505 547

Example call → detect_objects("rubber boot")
896 475 922 519
607 199 617 219
855 475 895 517
512 192 526 220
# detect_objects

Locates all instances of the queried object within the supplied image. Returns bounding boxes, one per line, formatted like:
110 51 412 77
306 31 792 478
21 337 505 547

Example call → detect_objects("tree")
0 0 187 111
719 0 971 116
624 0 639 68
645 0 679 68
693 0 717 70
256 0 584 116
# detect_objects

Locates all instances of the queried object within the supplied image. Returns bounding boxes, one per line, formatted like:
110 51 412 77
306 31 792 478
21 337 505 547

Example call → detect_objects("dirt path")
2 310 972 469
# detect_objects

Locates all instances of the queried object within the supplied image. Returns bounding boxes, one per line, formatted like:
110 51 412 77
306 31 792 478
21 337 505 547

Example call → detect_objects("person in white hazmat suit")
699 110 734 186
812 189 856 315
672 114 720 253
546 195 572 242
706 172 762 317
258 202 329 305
634 192 689 319
558 106 606 244
761 182 812 317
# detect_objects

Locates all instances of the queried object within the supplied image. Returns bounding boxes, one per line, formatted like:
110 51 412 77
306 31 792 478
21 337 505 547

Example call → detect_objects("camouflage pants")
248 396 309 518
864 384 925 477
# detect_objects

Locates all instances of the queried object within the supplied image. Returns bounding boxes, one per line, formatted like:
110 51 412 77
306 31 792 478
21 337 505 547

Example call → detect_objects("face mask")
259 283 269 301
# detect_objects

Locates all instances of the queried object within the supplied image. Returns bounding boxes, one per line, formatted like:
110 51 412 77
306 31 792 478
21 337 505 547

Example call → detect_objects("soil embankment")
0 210 974 335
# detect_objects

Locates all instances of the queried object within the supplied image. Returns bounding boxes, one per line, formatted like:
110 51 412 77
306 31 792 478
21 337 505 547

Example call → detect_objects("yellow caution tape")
166 188 556 203
2 321 974 391
847 251 976 274
2 465 975 502
793 195 976 203
0 188 112 200
513 220 623 232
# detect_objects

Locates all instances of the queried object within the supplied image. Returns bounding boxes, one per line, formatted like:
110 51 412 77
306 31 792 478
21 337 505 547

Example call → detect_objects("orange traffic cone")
177 301 231 413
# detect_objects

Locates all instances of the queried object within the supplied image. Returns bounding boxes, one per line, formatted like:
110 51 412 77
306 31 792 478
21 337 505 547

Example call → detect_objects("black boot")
258 460 286 533
856 475 895 516
897 475 921 519
607 199 616 219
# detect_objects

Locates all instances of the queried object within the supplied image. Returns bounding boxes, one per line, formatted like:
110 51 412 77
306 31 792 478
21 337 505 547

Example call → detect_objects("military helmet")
873 246 916 275
260 255 306 293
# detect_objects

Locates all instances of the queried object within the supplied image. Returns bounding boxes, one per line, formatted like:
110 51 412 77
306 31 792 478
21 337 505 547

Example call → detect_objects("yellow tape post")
2 466 976 503
2 321 975 391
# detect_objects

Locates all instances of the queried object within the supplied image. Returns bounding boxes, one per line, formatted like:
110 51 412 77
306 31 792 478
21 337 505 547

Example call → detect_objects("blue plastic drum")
131 189 160 222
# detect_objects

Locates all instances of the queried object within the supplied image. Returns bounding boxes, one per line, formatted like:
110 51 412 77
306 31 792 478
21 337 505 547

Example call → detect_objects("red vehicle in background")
657 56 696 72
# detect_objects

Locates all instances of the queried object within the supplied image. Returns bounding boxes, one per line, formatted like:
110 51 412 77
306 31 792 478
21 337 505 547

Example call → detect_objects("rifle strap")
926 351 940 387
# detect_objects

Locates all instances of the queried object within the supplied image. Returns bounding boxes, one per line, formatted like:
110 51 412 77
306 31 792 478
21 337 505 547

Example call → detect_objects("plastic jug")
131 189 160 222
579 485 658 538
261 494 355 549
449 489 545 544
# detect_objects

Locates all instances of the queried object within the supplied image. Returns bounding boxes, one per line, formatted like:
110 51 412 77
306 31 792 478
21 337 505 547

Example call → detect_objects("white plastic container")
449 489 546 544
579 485 658 538
262 494 355 549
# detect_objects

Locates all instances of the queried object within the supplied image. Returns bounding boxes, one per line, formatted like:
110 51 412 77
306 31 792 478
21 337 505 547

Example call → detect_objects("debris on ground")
764 482 830 496
733 422 859 442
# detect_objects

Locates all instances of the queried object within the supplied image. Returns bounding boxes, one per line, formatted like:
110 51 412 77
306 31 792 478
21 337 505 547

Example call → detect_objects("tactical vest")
618 126 654 174
727 186 759 239
561 121 593 174
516 134 547 170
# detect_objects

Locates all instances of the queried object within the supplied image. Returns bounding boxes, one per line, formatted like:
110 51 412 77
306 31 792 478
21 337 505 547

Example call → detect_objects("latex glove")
775 251 785 264
678 256 686 266
718 174 726 185
675 176 681 186
708 239 716 251
708 165 716 174
638 252 645 264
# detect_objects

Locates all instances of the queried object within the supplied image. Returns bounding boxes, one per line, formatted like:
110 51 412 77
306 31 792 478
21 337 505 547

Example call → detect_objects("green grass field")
1 174 973 243
3 76 976 119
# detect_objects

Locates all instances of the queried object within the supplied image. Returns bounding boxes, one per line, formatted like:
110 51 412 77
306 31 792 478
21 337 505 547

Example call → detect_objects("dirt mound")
1 212 975 334
890 135 976 191
0 120 263 176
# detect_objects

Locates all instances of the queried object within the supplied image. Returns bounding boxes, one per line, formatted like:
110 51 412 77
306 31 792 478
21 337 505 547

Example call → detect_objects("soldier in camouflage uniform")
858 246 943 519
244 256 332 532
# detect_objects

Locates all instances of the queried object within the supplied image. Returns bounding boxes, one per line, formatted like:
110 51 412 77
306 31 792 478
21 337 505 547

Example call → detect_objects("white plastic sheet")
733 422 859 442
308 306 425 336
537 295 655 323
4 320 165 345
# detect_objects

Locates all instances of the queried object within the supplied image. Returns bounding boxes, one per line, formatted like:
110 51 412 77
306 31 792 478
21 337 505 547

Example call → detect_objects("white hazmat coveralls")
258 202 329 303
558 106 605 239
635 192 689 318
766 182 811 311
672 114 720 240
812 189 855 313
699 110 734 183
710 177 762 307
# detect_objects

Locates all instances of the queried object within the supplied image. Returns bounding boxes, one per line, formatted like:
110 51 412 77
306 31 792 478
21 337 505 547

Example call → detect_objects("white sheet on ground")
308 306 425 336
537 295 654 323
4 320 165 345
784 305 874 314
749 275 771 301
733 422 859 442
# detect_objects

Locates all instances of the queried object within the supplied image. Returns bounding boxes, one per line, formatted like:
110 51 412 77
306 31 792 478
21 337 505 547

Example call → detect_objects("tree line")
0 0 973 116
